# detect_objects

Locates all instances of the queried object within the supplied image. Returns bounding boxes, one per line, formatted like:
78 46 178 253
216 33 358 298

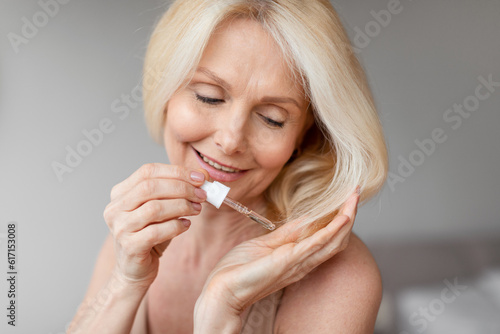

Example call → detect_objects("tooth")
200 153 240 172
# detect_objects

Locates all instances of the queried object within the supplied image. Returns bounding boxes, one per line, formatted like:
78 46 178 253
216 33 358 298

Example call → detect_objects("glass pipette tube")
197 169 276 231
222 197 276 231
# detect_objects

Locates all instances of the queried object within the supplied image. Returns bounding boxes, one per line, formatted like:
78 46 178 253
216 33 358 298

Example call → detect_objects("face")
164 18 312 204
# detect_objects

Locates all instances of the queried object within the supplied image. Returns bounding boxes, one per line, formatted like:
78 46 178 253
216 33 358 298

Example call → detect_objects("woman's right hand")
103 163 207 287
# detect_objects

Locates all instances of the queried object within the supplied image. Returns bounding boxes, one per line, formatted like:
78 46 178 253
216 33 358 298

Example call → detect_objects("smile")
196 150 242 173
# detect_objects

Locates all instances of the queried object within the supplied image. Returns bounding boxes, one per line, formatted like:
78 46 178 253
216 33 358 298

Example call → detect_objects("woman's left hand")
193 187 360 332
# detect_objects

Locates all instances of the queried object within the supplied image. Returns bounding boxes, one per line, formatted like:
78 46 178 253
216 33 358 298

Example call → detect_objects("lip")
193 147 248 182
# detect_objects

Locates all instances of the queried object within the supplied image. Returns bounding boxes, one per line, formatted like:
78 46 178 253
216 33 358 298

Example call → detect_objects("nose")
213 111 248 155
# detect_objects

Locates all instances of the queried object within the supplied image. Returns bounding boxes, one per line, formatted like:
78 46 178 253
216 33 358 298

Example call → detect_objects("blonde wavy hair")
143 0 388 238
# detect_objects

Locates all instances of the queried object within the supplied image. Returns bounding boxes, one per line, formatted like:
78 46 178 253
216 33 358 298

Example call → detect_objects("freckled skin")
163 18 311 207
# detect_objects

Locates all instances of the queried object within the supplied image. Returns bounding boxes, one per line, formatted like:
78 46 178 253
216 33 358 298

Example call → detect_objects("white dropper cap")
200 180 230 209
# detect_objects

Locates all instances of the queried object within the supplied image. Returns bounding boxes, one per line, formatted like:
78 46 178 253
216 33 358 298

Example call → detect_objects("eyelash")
195 93 285 128
195 93 224 105
264 117 285 128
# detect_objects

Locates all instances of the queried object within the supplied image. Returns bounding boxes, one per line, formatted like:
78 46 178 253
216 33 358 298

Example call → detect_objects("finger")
254 216 309 247
122 198 202 232
258 187 360 247
291 214 351 264
274 226 351 283
298 190 359 263
340 187 360 223
196 168 210 181
111 163 207 200
246 216 349 285
131 218 192 255
118 178 207 211
302 217 353 267
295 192 359 267
296 233 351 275
151 217 191 257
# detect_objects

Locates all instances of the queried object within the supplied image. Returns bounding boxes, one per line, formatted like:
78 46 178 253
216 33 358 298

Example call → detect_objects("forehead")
196 18 305 100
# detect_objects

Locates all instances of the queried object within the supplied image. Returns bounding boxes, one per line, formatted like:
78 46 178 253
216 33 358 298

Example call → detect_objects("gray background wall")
0 0 498 333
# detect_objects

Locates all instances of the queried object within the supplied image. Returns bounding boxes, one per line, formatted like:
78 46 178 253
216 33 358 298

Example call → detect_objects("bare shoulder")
274 233 382 334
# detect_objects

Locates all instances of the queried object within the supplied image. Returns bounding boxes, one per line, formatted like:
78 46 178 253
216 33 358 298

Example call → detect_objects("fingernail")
192 202 202 211
194 188 207 200
191 171 205 182
356 185 361 195
180 218 191 228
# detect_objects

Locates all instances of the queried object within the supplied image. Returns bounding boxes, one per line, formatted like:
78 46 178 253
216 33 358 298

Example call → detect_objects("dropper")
198 170 276 231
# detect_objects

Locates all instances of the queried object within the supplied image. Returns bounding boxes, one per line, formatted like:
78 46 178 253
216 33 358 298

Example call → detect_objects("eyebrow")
196 67 232 90
195 67 302 110
260 96 301 110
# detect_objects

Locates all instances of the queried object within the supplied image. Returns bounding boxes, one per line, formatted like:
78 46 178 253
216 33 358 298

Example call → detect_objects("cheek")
164 95 210 147
253 135 296 170
243 138 295 198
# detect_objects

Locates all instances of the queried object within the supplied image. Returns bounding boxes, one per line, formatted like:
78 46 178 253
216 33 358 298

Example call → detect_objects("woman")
69 0 388 333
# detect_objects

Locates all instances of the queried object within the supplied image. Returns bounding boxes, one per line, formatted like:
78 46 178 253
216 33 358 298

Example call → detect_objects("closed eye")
261 115 285 128
195 93 224 105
